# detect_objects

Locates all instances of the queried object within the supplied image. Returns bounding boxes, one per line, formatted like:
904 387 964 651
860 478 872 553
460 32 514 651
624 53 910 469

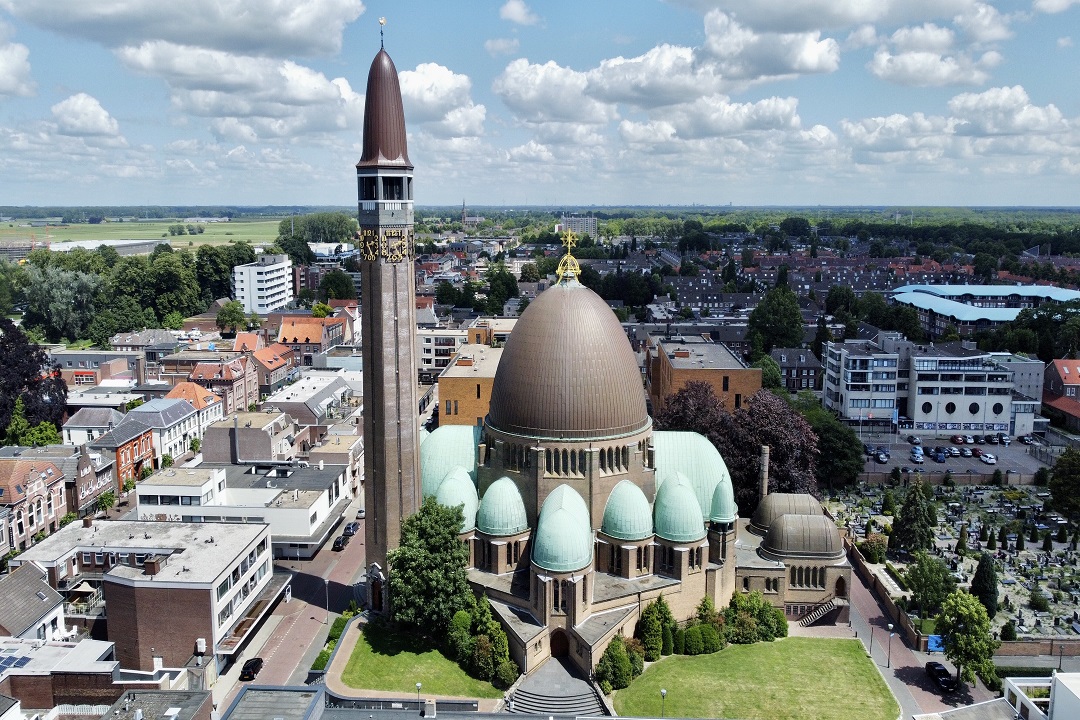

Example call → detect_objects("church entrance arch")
370 579 383 612
550 629 569 658
835 576 846 598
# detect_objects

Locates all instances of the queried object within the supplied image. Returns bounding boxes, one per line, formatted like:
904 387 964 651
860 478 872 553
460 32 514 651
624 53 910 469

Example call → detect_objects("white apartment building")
824 334 1034 436
558 214 598 238
232 254 294 314
416 327 467 383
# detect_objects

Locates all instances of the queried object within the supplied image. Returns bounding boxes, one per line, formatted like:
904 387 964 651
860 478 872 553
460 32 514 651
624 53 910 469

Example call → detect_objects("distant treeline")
0 206 352 221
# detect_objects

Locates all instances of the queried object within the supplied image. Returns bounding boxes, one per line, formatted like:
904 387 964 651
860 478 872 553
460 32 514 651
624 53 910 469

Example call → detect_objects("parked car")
865 443 876 456
907 435 922 445
332 535 349 551
987 434 999 444
911 445 924 456
925 661 957 692
1020 435 1035 445
980 453 997 465
998 433 1011 446
960 447 973 457
934 452 947 463
876 453 889 464
948 447 960 457
343 521 360 536
356 508 366 519
239 657 264 681
963 435 975 443
910 453 924 464
973 434 986 444
875 446 890 458
951 435 966 445
970 447 984 457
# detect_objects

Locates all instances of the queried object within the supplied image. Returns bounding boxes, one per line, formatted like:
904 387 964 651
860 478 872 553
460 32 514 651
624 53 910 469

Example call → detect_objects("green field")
0 219 281 248
613 637 898 720
340 622 502 699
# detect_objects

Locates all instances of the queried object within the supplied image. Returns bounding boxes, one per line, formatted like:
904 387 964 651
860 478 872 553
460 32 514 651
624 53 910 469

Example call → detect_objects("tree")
793 392 862 490
595 637 632 693
936 590 999 685
2 397 61 447
825 285 857 316
747 286 803 355
21 265 101 342
216 300 247 334
753 355 783 390
970 553 999 618
387 496 472 635
311 302 333 318
519 262 541 283
0 320 67 435
955 524 969 556
150 250 202 319
906 551 956 618
1049 447 1080 521
811 315 832 360
881 489 896 516
318 270 357 301
195 245 234 302
162 311 185 330
97 490 117 513
893 480 935 553
638 602 663 661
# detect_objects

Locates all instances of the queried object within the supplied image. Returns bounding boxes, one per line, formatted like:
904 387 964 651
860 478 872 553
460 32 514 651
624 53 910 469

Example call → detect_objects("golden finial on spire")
379 17 386 48
556 229 581 281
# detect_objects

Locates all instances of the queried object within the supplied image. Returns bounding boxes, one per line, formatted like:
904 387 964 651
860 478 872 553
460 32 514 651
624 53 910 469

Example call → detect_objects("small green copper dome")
653 470 706 543
435 466 479 533
476 477 528 536
532 484 593 572
420 425 481 498
601 480 653 541
653 431 736 523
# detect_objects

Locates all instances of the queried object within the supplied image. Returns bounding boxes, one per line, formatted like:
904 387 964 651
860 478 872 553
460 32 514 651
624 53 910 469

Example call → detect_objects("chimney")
233 414 240 464
674 349 690 358
759 445 770 500
82 517 93 528
143 555 164 576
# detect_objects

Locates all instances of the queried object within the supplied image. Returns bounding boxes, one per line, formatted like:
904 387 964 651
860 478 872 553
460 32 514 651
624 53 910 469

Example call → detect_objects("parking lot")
860 433 1049 479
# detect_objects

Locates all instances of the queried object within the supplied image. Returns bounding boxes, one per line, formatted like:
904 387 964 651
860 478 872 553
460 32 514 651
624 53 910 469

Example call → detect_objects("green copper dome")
476 477 528 536
653 430 736 523
435 466 479 533
653 470 706 543
532 484 593 572
601 480 653 541
420 424 481 498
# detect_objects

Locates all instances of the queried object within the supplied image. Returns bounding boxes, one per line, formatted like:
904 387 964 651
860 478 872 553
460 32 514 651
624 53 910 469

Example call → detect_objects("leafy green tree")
216 300 247 334
21 265 101 342
311 302 333 318
2 397 61 447
162 311 185 330
724 590 787 643
747 285 803 355
638 602 663 661
162 454 174 468
881 490 896 516
519 262 541 282
190 437 201 454
387 497 472 635
150 250 202 319
893 480 935 553
825 285 857 316
811 315 832 360
793 392 863 490
595 637 632 693
1049 448 1080 521
97 490 117 513
937 590 999 685
195 244 234 302
906 551 955 618
970 553 999 618
754 355 783 390
318 270 356 301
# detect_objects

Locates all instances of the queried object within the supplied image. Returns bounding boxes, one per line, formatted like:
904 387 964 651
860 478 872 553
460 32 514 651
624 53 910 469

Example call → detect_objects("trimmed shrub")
683 625 705 655
595 638 632 690
700 623 722 653
328 616 349 643
449 610 474 662
1057 525 1068 543
661 624 673 656
495 660 519 689
311 648 332 671
471 635 495 680
600 679 613 696
639 604 663 661
1000 620 1017 641
626 640 644 678
673 628 685 655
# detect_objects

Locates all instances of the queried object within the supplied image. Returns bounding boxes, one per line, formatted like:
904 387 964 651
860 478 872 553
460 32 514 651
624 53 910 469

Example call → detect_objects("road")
848 563 994 719
213 500 368 711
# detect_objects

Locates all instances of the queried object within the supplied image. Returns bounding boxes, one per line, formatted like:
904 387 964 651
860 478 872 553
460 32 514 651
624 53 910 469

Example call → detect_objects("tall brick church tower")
357 47 420 599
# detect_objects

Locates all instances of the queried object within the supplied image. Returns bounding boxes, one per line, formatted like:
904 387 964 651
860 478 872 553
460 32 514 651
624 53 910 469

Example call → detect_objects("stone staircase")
508 657 607 716
800 596 847 626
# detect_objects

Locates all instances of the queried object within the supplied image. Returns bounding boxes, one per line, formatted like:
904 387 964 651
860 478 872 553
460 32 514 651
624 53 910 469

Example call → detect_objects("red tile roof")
232 332 263 352
0 459 63 502
166 381 223 410
190 357 248 382
252 344 291 371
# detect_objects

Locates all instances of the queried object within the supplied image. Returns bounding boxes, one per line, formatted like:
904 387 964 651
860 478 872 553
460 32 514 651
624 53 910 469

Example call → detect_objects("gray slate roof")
63 407 125 429
121 398 196 429
0 563 63 637
90 418 152 448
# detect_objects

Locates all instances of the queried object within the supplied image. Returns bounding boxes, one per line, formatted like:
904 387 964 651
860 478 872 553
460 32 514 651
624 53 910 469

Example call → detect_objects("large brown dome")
487 279 649 440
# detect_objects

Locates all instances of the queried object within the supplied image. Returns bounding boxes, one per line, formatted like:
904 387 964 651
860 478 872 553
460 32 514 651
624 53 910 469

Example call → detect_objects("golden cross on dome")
556 229 581 281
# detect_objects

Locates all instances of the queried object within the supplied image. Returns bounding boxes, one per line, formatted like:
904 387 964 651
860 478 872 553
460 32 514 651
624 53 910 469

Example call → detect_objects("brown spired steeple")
357 45 420 602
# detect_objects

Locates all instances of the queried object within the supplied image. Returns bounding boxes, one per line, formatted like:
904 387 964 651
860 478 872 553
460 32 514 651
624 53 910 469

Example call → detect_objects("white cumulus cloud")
484 38 520 56
0 23 34 97
500 0 540 26
868 48 999 86
51 93 121 137
948 85 1068 135
399 63 486 137
1034 0 1080 13
890 24 954 53
493 58 617 124
700 11 840 84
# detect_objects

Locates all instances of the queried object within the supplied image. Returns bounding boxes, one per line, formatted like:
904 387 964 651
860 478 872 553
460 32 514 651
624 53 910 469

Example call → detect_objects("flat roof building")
646 334 761 412
232 254 293 314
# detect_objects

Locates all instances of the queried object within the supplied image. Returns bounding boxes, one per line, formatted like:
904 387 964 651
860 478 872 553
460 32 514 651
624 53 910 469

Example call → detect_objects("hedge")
885 562 909 591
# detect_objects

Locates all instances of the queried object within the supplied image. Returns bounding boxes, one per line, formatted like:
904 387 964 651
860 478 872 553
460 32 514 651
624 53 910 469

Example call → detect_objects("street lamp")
661 689 667 718
887 623 895 668
324 578 330 624
416 682 422 713
868 625 875 655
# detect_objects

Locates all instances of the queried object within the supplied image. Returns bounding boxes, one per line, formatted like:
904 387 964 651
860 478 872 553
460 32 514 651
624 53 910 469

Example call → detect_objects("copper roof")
487 280 649 440
356 49 412 169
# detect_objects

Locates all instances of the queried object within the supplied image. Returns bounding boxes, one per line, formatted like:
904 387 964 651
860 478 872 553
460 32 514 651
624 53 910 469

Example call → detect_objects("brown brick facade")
439 375 495 426
105 581 213 671
648 349 762 412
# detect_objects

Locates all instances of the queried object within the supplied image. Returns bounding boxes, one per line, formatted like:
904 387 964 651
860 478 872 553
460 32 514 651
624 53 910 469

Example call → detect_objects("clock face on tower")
359 227 411 263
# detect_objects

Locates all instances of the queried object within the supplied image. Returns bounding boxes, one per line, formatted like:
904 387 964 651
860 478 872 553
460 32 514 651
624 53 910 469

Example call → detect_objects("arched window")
47 493 54 517
578 450 585 474
599 448 606 471
622 447 629 469
562 450 569 476
570 449 577 474
790 567 797 585
553 449 561 475
796 567 804 587
546 449 552 474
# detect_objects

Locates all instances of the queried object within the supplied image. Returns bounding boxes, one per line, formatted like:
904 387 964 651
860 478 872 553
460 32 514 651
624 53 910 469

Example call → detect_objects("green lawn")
0 219 281 247
613 637 898 720
340 622 502 699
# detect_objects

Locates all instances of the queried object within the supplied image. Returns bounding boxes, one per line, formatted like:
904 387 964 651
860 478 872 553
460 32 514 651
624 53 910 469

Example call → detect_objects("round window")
969 402 980 414
922 402 932 414
945 402 956 414
993 402 1004 415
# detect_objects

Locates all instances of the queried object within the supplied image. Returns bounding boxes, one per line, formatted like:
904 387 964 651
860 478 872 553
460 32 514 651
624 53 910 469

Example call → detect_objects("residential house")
157 349 241 386
0 563 66 641
262 373 351 426
90 421 154 488
0 445 115 519
0 458 68 551
48 350 140 388
645 335 762 412
250 344 296 397
120 399 199 466
62 408 125 446
438 344 502 426
1044 359 1080 432
230 332 263 353
201 412 308 465
276 317 345 366
189 357 259 414
770 347 823 393
165 382 226 443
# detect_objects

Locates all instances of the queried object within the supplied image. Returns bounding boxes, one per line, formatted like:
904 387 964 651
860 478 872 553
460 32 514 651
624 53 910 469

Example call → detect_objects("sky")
1 0 1079 208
